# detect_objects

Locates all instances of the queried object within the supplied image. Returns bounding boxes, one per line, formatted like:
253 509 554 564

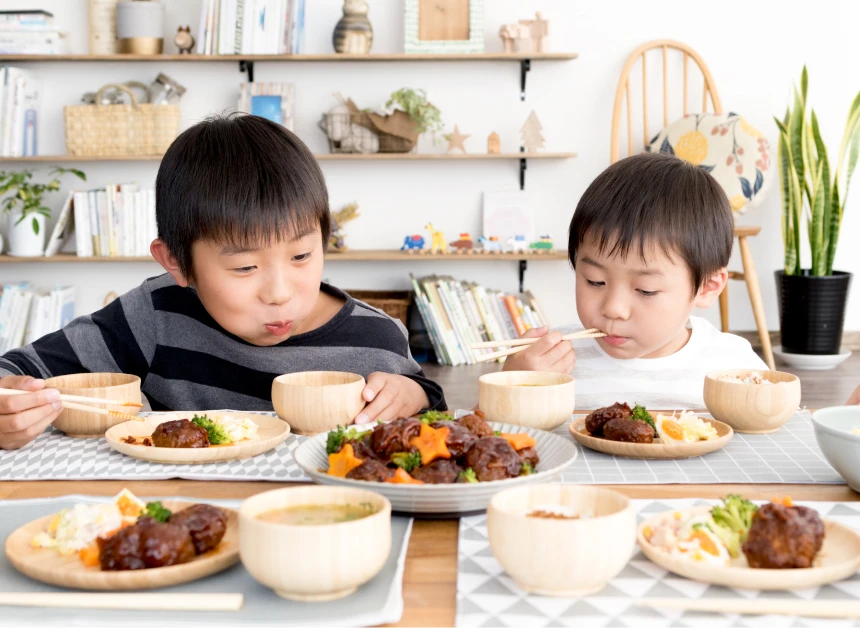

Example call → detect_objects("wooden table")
2 481 857 627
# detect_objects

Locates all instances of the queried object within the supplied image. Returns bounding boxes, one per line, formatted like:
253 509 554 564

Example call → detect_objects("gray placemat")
457 499 860 627
0 495 412 627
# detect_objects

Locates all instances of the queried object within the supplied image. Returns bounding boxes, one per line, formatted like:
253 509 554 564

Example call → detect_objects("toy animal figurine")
401 234 425 251
450 233 473 252
425 222 446 254
507 234 528 252
499 12 548 54
529 235 554 251
477 235 502 252
174 26 195 54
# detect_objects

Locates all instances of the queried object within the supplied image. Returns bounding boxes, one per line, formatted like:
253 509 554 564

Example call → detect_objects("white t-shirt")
559 316 768 410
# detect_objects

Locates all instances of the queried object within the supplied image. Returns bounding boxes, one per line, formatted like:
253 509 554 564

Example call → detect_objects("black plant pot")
775 270 852 355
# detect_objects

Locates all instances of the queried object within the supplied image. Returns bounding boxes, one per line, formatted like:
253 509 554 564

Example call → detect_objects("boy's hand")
848 384 860 406
354 373 430 425
0 376 63 450
501 326 576 374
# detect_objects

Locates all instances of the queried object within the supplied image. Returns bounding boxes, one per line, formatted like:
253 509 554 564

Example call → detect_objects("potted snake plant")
774 67 860 355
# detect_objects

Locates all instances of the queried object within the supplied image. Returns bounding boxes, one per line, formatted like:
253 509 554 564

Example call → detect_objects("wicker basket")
318 111 416 154
64 84 180 156
346 290 413 326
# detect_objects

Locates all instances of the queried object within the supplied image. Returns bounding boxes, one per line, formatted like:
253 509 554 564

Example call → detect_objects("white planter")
7 211 46 257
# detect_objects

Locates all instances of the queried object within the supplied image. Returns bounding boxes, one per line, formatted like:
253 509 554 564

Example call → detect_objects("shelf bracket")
520 59 531 100
239 60 255 82
518 260 528 293
519 150 527 190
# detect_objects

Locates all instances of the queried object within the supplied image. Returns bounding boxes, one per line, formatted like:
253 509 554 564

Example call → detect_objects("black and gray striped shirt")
0 274 446 413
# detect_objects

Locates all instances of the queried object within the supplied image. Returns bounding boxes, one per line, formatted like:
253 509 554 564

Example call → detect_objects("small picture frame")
404 0 484 54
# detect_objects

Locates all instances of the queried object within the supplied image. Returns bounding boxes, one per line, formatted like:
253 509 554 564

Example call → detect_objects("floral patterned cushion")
646 112 772 215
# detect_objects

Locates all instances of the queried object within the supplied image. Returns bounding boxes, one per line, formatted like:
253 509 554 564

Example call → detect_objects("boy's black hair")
568 152 733 293
156 114 330 278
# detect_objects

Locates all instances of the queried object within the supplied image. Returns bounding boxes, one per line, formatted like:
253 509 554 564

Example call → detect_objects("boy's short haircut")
568 152 733 293
156 114 330 279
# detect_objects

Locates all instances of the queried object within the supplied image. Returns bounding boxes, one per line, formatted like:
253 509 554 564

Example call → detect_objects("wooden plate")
568 416 733 459
105 411 290 464
5 500 239 591
638 506 860 590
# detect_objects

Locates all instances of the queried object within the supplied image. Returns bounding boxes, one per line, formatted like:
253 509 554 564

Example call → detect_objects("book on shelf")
0 282 74 353
0 11 67 55
198 0 305 56
410 273 550 366
0 66 41 156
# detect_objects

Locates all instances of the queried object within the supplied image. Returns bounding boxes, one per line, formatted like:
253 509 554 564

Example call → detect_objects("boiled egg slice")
654 414 687 442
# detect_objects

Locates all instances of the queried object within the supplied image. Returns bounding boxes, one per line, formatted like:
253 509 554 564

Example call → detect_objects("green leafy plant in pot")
774 67 860 355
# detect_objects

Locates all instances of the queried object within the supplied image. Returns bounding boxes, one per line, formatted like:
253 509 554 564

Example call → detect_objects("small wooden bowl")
271 371 366 435
703 369 801 434
239 486 391 601
487 485 635 596
478 371 575 431
45 373 141 438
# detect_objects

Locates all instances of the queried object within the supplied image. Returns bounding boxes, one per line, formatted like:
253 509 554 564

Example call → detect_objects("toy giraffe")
425 222 446 253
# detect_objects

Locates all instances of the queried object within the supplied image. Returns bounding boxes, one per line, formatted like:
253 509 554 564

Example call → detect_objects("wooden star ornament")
446 125 471 154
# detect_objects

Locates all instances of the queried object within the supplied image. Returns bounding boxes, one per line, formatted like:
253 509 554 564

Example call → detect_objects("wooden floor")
423 352 860 410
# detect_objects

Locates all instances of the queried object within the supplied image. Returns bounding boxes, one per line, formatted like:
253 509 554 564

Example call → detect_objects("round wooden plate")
568 416 733 459
5 500 239 591
105 411 290 464
638 506 860 590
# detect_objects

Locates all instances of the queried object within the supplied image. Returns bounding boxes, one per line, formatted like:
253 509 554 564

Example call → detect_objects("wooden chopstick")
0 388 143 408
471 328 605 350
60 400 143 422
636 598 860 619
0 592 243 611
475 330 607 363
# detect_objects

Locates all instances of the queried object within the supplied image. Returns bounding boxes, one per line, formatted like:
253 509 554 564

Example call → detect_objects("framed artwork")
482 190 533 244
404 0 484 54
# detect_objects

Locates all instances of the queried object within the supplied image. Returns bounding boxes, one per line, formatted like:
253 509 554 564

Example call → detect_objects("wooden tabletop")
1 480 857 627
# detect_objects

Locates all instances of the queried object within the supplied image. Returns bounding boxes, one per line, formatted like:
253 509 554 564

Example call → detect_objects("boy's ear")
150 239 191 288
693 267 728 309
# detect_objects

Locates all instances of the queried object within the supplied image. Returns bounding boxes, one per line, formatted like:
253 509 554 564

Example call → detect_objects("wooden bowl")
478 371 575 431
271 371 366 435
239 486 391 601
703 369 801 434
45 373 141 438
487 485 635 596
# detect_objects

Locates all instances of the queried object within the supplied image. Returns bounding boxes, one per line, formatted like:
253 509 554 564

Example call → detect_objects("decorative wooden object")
88 0 120 55
487 485 635 596
333 0 373 54
45 373 141 438
239 486 391 601
445 125 471 154
105 412 291 464
271 371 366 435
568 416 733 460
449 233 473 251
610 40 773 369
5 500 240 591
487 131 500 154
520 111 545 152
174 26 195 54
425 222 446 253
499 12 549 54
477 371 576 431
703 369 801 433
404 0 484 54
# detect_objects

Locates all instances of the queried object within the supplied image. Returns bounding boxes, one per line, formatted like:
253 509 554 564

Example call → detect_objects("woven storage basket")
64 84 180 156
346 290 413 326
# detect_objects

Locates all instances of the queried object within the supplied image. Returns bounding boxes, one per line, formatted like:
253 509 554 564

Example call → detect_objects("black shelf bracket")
519 147 527 190
518 260 528 293
520 59 531 100
239 59 255 82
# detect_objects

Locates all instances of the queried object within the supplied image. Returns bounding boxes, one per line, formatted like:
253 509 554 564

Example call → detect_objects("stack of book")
238 82 295 131
410 274 549 366
0 66 41 156
44 185 157 258
0 10 67 55
0 282 75 352
197 0 306 55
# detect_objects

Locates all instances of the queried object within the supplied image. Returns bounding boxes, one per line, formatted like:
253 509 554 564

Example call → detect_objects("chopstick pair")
0 388 144 422
0 592 243 611
472 328 607 363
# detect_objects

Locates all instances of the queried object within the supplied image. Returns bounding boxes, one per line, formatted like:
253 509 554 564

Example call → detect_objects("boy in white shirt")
504 152 767 409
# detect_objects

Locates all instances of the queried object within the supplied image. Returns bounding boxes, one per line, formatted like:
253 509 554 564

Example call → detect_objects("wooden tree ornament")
521 111 545 153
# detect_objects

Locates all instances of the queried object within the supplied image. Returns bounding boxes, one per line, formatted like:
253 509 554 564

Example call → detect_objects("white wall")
2 0 859 333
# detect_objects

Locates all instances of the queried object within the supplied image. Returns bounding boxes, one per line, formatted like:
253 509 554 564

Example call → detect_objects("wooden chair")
610 39 775 370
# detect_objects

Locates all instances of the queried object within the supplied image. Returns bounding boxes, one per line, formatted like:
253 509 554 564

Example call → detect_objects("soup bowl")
478 371 576 431
46 372 141 438
271 371 367 435
813 406 860 492
239 486 391 601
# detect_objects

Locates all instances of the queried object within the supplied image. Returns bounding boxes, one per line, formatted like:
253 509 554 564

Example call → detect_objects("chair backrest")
610 39 723 163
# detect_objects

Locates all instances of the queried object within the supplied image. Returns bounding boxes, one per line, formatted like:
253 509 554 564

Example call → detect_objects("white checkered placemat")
457 499 860 628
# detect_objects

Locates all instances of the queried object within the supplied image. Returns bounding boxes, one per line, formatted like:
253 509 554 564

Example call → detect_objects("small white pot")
7 211 46 257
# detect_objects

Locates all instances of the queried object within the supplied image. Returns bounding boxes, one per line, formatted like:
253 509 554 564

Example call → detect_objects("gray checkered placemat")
457 499 860 627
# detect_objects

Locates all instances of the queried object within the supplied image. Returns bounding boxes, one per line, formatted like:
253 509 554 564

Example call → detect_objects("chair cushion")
646 113 772 215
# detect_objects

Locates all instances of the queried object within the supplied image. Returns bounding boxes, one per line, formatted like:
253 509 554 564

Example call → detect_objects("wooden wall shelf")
0 53 578 62
0 153 575 163
0 251 567 263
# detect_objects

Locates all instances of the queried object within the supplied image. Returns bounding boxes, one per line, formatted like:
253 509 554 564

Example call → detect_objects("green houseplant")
774 67 860 355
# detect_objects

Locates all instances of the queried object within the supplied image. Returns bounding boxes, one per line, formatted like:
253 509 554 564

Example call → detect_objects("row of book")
0 282 75 354
44 186 157 258
0 66 41 156
410 274 549 366
0 10 67 55
197 0 306 56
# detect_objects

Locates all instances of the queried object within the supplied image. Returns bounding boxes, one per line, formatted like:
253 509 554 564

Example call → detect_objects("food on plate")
256 503 376 525
585 403 718 444
742 501 825 569
324 412 539 484
717 372 771 385
603 417 655 443
526 504 589 519
168 504 228 555
98 517 196 571
151 419 210 448
654 411 719 443
584 402 633 436
123 413 260 448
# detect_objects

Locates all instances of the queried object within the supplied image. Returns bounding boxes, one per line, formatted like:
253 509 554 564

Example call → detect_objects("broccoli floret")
631 404 656 430
325 425 368 454
707 494 759 558
143 501 171 523
191 414 232 445
391 451 423 472
520 461 534 476
419 410 454 424
459 468 479 483
494 430 502 436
